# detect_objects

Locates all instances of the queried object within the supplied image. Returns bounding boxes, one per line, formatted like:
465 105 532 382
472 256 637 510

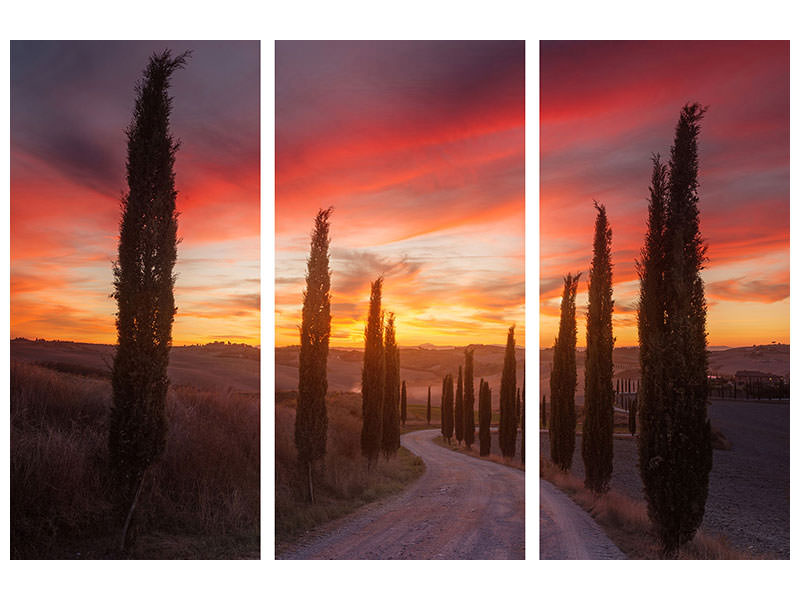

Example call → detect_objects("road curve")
539 479 626 559
279 428 525 559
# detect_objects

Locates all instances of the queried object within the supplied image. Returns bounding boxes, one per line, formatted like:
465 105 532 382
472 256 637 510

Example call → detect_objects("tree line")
548 103 713 557
294 208 524 501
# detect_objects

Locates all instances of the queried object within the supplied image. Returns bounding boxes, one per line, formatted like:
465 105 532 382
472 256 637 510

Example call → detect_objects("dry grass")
432 435 526 471
10 361 259 559
540 458 754 559
275 391 425 551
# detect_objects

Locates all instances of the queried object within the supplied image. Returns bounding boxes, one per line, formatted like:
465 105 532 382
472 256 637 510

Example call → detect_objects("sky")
10 40 260 346
540 40 789 349
276 41 525 348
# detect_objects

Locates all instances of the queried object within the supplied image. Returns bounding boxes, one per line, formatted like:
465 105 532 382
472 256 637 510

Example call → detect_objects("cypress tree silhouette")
401 380 407 426
582 202 615 494
520 380 525 464
479 379 491 456
463 348 475 449
361 278 385 466
499 325 518 458
110 49 188 546
541 394 546 429
442 374 454 443
454 366 464 445
381 313 400 459
550 273 580 471
638 104 712 557
295 208 332 503
426 385 431 425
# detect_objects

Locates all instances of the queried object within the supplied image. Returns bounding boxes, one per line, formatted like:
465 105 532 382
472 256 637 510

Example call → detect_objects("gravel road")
279 428 525 559
540 480 626 559
540 399 789 558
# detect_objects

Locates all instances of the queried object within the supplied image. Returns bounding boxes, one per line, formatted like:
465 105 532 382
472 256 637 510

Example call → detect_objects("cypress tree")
442 374 455 443
550 273 580 471
440 376 447 439
401 381 407 426
109 50 188 544
638 104 712 557
541 394 546 429
520 380 525 464
361 278 385 465
582 202 615 494
426 386 431 425
454 366 464 445
295 207 332 503
463 348 475 449
516 388 521 422
479 379 491 456
499 325 518 458
629 398 637 435
381 314 400 459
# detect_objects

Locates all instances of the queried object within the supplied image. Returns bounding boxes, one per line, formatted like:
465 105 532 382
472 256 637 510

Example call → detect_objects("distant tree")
361 278 385 465
426 386 431 424
628 398 637 435
541 394 546 429
381 313 400 459
550 273 580 471
110 50 188 547
401 380 407 426
582 201 615 494
516 387 521 422
463 348 475 449
455 366 464 445
440 376 447 439
499 325 518 458
638 103 713 557
295 208 333 503
442 374 455 443
479 379 491 456
520 380 525 464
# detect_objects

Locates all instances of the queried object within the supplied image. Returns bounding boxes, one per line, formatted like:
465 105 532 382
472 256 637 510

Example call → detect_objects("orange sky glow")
10 41 260 346
276 41 525 349
540 41 789 349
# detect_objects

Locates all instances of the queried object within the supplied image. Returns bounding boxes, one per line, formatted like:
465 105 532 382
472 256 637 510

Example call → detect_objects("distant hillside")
276 344 525 408
539 343 789 403
10 338 260 393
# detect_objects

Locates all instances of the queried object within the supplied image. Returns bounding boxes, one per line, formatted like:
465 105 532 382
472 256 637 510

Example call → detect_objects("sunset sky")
276 41 525 348
11 41 260 346
540 40 789 349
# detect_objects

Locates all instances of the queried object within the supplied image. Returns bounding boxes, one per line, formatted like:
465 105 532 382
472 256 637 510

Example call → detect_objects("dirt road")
540 480 626 559
279 428 525 559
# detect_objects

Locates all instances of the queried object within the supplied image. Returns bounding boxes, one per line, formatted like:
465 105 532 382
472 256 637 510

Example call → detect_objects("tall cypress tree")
110 50 188 540
401 380 407 426
454 366 464 445
381 313 400 459
550 273 580 471
295 208 332 503
638 104 712 557
426 386 431 425
442 374 455 443
463 348 475 449
479 379 491 456
582 202 615 494
361 278 384 465
499 325 517 458
520 380 525 464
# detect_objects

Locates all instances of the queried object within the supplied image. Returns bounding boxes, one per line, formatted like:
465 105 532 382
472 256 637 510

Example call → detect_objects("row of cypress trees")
360 278 405 466
548 103 712 557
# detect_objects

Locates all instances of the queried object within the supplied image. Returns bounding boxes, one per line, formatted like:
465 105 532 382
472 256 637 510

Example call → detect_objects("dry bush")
10 361 259 558
540 457 751 559
275 391 424 547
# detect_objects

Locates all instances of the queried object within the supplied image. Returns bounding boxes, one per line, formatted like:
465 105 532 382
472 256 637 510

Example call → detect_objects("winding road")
539 479 626 559
279 428 525 559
